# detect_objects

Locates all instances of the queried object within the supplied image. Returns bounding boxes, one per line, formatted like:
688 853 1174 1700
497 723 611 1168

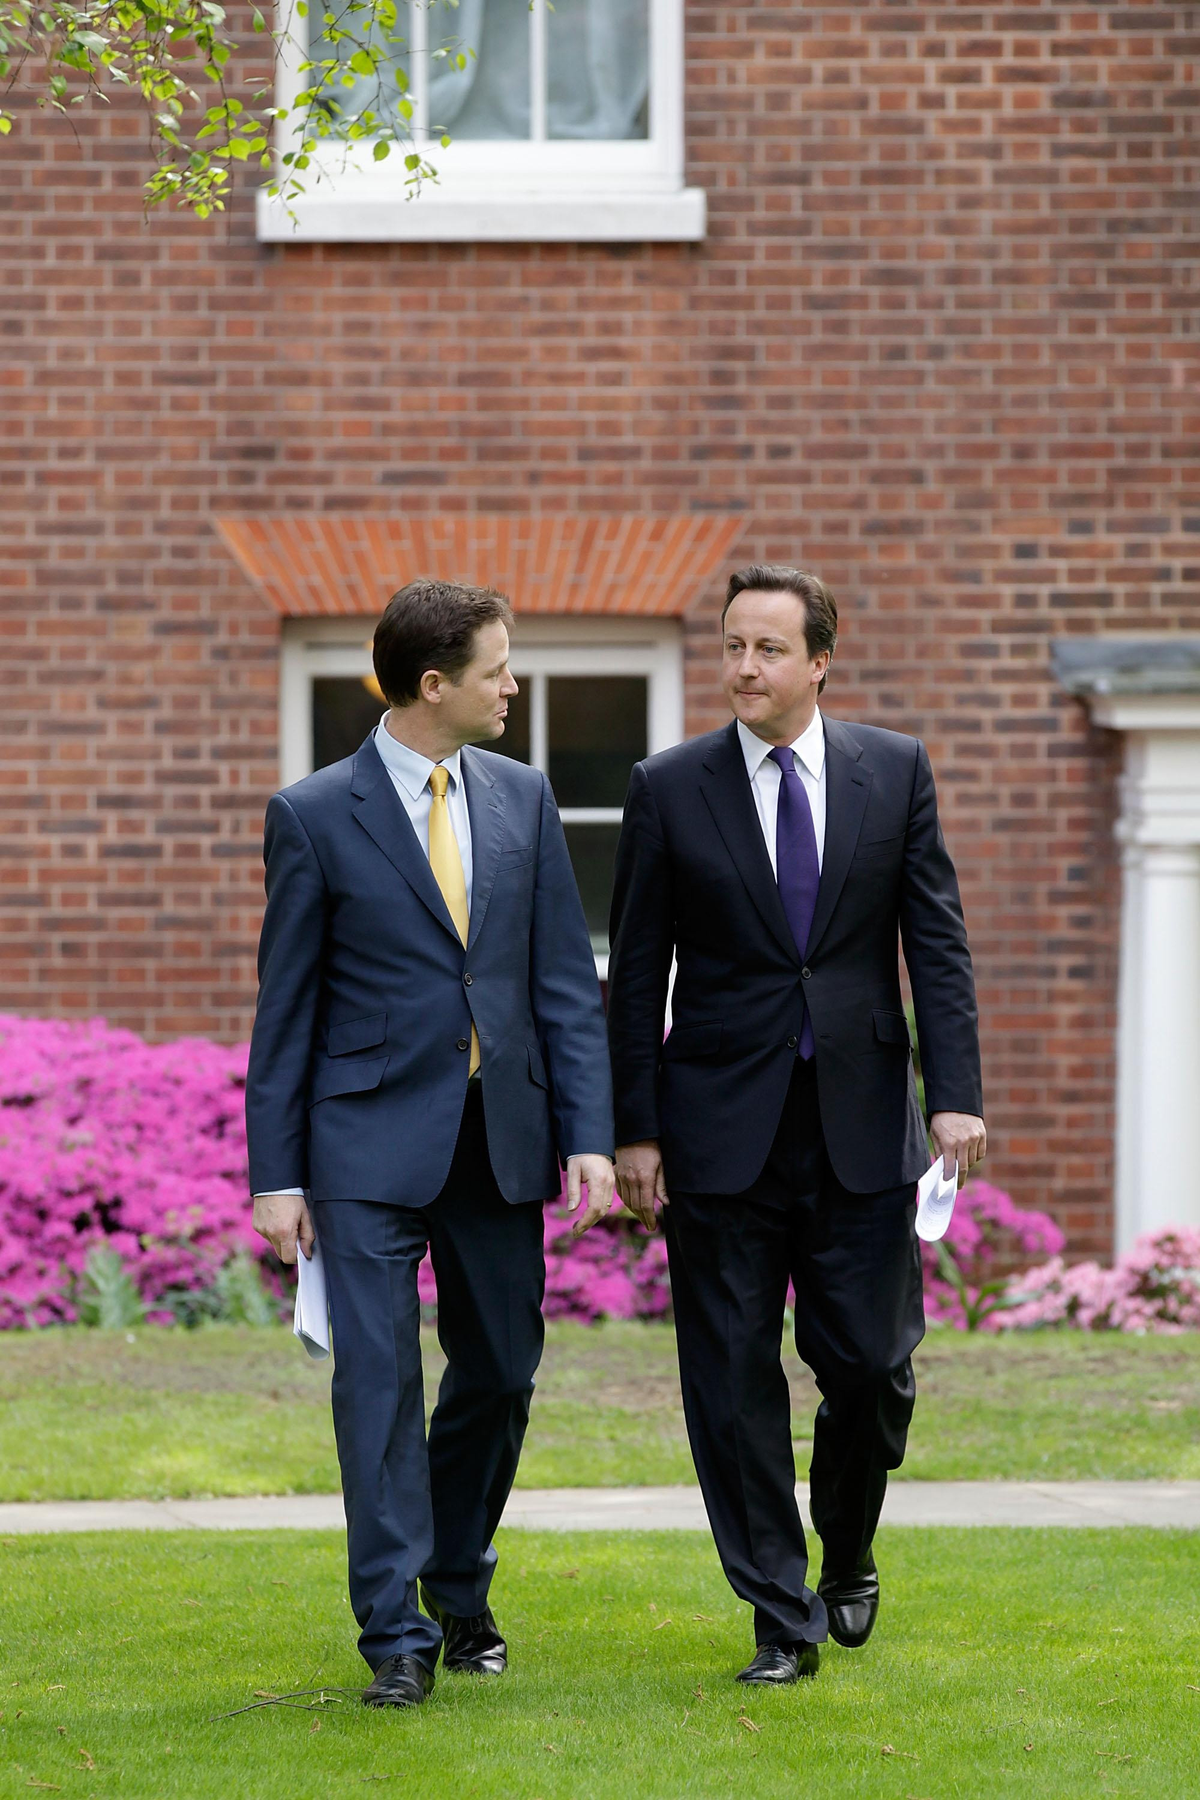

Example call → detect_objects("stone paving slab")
1 1482 1199 1537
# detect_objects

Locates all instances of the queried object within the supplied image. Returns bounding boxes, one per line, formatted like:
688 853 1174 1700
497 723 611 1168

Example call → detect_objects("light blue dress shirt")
372 716 474 908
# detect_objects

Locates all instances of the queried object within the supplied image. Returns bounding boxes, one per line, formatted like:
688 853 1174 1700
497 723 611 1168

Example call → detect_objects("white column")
1094 697 1200 1250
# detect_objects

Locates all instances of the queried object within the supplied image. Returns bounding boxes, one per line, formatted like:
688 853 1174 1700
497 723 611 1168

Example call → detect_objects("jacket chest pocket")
497 845 535 871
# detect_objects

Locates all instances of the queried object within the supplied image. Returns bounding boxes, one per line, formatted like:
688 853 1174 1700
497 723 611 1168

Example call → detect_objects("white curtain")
546 0 649 140
318 0 650 142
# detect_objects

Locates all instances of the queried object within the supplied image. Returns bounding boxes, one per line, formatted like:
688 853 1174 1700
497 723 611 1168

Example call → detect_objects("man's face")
436 619 519 747
721 590 828 742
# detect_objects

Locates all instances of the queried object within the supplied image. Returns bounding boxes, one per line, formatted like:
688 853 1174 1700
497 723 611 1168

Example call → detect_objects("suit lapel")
700 723 800 965
350 735 461 944
461 747 505 954
805 716 872 958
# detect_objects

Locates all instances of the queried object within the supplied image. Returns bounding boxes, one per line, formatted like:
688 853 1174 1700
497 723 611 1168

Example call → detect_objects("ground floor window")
280 616 683 968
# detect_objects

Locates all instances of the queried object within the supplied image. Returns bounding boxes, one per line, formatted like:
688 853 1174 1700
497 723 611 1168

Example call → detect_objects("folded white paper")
293 1234 331 1360
915 1155 959 1243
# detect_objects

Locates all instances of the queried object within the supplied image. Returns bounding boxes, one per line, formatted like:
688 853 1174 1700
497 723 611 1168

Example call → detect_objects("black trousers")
312 1085 546 1673
664 1059 925 1648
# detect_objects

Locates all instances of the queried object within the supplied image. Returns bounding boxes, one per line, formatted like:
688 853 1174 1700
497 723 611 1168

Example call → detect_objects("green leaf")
372 138 390 161
348 48 375 76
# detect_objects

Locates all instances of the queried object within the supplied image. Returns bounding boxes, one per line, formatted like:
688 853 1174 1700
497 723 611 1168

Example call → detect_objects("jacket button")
456 1038 469 1052
801 965 812 980
786 1035 797 1050
463 974 473 986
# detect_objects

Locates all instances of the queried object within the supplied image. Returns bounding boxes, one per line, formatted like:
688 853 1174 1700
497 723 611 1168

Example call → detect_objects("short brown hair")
373 578 514 707
722 565 838 694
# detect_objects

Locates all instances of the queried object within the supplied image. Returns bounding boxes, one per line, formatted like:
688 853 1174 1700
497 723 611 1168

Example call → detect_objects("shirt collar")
373 716 463 801
737 709 825 783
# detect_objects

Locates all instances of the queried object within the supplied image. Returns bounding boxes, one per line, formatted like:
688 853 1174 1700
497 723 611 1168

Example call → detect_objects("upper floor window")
257 0 704 242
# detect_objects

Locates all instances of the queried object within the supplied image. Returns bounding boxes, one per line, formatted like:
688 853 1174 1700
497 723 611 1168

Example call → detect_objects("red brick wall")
2 3 1197 1250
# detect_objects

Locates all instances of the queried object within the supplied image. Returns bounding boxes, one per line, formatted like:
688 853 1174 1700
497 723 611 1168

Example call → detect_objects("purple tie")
769 746 819 1059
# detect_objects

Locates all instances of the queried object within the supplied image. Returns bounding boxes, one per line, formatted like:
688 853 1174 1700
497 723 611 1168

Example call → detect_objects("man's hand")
252 1192 315 1264
929 1113 987 1190
614 1140 669 1234
566 1154 617 1237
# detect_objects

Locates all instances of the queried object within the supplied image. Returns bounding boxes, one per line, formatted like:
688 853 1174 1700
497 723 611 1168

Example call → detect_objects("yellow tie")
428 765 480 1077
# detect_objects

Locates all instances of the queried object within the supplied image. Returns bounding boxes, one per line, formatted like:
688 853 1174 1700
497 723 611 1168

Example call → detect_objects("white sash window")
258 0 704 242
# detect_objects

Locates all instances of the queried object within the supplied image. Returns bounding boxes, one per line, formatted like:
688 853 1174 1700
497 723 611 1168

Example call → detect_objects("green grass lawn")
2 1323 1200 1502
0 1528 1197 1799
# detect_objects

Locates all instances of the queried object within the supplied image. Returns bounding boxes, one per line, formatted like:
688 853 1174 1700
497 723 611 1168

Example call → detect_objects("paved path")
1 1482 1198 1536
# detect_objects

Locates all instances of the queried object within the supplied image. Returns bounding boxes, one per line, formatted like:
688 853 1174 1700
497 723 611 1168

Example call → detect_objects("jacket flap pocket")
499 844 535 866
308 1056 389 1107
528 1043 550 1090
662 1022 723 1062
328 1012 387 1057
872 1009 911 1048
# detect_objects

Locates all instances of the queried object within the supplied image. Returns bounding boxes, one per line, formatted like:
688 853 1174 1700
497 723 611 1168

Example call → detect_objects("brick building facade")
3 4 1198 1255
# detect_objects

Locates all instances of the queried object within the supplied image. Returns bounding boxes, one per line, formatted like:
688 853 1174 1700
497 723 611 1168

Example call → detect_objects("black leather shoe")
818 1559 880 1649
421 1587 508 1675
362 1654 435 1708
736 1643 819 1684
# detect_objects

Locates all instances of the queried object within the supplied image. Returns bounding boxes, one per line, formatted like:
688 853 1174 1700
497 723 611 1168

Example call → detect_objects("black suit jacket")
606 716 983 1196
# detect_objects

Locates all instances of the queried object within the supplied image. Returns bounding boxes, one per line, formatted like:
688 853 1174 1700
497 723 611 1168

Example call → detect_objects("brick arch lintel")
214 513 748 619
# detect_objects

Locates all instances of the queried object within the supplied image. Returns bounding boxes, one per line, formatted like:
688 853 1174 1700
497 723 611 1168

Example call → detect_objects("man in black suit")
607 565 984 1686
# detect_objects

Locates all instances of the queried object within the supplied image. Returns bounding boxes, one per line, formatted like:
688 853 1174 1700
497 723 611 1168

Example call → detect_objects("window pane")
313 678 383 771
547 676 647 807
563 823 621 955
475 680 531 762
547 0 649 141
307 3 413 136
429 0 531 141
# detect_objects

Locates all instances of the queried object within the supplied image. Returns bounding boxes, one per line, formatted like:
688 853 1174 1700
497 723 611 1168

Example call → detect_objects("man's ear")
419 668 443 705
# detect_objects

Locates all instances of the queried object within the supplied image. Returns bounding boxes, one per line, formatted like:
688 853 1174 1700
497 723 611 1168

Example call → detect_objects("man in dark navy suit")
247 579 614 1708
608 566 985 1686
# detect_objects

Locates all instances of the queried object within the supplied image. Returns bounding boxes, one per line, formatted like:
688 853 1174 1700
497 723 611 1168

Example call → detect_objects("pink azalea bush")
4 1015 1198 1337
922 1180 1066 1332
0 1015 672 1329
997 1228 1200 1334
0 1015 259 1327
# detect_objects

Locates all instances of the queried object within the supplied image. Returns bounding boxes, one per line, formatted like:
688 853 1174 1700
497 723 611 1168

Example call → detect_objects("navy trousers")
312 1085 546 1673
665 1058 925 1649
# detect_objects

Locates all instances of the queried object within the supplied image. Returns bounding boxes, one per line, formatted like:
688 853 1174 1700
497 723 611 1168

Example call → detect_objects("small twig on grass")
208 1687 361 1722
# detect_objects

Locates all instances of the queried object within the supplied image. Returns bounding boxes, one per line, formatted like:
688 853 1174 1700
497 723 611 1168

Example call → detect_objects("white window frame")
257 0 705 243
280 615 684 973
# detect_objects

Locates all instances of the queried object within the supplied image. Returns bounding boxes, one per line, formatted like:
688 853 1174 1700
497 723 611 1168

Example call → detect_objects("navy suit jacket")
246 734 614 1208
607 717 983 1197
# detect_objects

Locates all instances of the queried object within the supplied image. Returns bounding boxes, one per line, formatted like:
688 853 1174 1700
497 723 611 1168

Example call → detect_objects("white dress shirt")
253 721 474 1199
372 716 474 908
737 710 827 875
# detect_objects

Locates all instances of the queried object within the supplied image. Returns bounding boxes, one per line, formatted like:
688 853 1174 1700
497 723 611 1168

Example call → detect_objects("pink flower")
999 1227 1200 1333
